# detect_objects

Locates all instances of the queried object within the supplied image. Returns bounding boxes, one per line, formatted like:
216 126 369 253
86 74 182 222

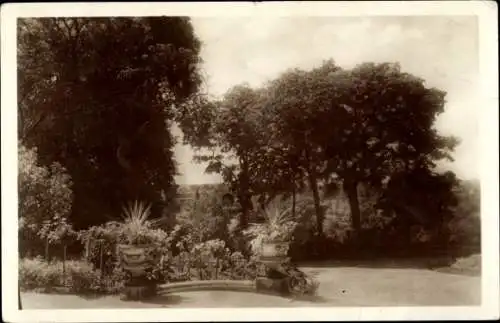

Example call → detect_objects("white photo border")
2 1 498 322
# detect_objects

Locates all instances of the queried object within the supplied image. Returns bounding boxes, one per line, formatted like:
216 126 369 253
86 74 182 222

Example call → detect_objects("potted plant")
115 201 163 273
115 200 166 299
245 198 297 260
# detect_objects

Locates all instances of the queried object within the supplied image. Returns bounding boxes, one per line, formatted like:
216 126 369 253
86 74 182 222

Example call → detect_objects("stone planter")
261 241 289 258
117 244 159 300
117 244 156 276
256 240 293 295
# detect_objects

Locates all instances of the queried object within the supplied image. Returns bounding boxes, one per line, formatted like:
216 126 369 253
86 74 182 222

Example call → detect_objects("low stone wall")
158 280 256 294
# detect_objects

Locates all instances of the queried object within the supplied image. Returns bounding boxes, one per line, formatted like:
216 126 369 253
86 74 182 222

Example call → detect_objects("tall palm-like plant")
119 200 160 244
244 197 298 255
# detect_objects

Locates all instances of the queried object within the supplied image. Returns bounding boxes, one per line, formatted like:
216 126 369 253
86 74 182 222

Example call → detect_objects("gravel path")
21 266 480 309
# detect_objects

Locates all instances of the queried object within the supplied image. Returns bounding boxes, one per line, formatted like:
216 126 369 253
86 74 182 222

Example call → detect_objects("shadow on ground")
298 256 481 278
299 258 453 270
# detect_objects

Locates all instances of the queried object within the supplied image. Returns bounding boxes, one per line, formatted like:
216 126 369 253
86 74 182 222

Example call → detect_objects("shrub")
176 190 232 245
19 257 61 291
18 143 74 258
219 252 259 280
64 260 102 293
244 198 298 256
77 223 122 275
19 257 125 294
322 197 352 243
159 239 259 282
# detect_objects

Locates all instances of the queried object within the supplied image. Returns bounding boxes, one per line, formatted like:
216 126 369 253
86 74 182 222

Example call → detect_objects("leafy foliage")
316 62 458 232
18 17 203 229
448 180 480 253
188 85 271 228
77 215 169 275
175 189 233 244
77 223 121 275
116 200 166 245
161 239 259 282
244 198 298 254
19 18 477 266
19 257 114 294
19 143 74 257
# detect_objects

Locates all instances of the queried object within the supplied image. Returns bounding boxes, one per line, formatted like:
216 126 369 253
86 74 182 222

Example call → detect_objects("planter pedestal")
256 256 292 296
117 244 159 301
255 277 290 295
122 277 157 300
257 255 319 296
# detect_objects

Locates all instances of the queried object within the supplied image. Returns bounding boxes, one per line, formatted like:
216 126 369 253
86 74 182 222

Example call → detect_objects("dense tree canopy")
181 59 461 244
316 62 459 232
18 17 204 229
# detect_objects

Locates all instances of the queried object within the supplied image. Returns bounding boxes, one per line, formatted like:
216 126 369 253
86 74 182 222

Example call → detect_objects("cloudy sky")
174 16 479 185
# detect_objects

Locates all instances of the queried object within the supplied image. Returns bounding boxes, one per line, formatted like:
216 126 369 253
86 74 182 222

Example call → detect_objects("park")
17 16 481 309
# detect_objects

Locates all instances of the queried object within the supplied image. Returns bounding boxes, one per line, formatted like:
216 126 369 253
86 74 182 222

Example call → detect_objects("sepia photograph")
1 1 498 322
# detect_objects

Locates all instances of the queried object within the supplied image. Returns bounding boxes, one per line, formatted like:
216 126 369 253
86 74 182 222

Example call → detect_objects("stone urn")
117 244 160 300
256 240 292 295
261 240 289 258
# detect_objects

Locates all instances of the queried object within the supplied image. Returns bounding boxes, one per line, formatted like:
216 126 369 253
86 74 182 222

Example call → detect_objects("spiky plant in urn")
245 197 320 297
244 198 297 294
116 200 167 300
247 199 296 260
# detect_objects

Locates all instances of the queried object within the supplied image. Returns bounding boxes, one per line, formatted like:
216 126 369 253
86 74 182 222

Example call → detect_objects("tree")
18 143 73 258
18 17 203 229
318 62 458 234
262 60 345 236
189 85 267 228
179 84 308 227
447 179 480 253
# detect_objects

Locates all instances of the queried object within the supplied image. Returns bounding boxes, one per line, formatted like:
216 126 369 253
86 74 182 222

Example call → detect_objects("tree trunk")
238 159 251 229
63 245 67 286
237 192 251 229
292 185 296 218
45 237 50 263
307 170 323 236
344 180 361 233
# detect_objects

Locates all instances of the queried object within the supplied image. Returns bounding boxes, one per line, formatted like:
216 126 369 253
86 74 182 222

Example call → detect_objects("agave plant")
260 198 296 240
119 200 160 245
245 197 298 254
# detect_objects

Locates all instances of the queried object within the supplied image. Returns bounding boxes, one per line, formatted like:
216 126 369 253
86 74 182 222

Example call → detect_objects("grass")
21 260 480 308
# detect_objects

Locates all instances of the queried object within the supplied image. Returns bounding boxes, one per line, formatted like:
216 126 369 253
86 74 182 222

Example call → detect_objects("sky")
173 16 479 185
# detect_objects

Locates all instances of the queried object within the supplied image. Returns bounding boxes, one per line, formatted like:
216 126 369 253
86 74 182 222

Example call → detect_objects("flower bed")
19 246 259 295
19 257 124 294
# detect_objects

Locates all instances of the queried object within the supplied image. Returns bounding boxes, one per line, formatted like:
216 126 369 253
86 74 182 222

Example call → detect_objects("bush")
176 190 232 245
18 143 74 258
78 220 172 287
160 239 259 282
219 252 259 280
77 223 122 275
19 257 61 291
64 260 102 293
19 257 122 294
